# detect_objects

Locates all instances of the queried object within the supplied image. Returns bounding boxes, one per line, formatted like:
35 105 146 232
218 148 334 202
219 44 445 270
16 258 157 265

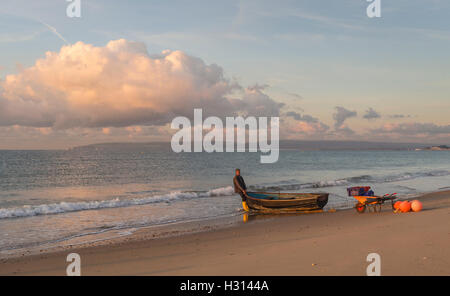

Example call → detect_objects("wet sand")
1 191 449 276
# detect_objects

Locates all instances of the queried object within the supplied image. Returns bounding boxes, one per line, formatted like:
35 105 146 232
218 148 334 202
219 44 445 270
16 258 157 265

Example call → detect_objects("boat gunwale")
246 192 328 202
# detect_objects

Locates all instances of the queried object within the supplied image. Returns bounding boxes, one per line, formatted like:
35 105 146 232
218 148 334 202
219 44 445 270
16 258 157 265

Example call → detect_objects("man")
233 168 249 212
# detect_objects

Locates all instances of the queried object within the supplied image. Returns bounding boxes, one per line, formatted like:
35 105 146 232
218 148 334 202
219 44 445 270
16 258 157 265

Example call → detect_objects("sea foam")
0 186 235 219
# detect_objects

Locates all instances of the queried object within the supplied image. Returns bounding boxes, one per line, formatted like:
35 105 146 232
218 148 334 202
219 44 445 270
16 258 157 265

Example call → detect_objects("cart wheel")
355 203 366 213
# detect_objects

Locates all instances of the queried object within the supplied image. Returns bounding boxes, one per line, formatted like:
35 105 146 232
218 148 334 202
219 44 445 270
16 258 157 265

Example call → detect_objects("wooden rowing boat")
245 192 329 212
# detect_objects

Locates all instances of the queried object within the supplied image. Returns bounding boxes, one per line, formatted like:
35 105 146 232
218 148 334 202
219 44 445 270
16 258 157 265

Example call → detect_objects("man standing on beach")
233 169 249 212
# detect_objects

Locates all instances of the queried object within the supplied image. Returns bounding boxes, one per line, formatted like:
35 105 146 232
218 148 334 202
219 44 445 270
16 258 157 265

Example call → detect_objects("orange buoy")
394 201 402 210
411 200 423 212
400 201 411 213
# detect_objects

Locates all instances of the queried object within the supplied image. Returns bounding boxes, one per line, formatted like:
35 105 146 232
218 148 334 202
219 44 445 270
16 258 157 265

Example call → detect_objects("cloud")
285 111 318 123
363 107 381 120
333 106 357 129
388 114 413 119
286 92 303 100
288 10 366 31
234 86 284 117
0 39 282 129
281 110 329 138
282 120 329 138
0 124 173 149
289 121 329 135
334 126 355 136
0 30 44 43
372 122 450 136
246 83 269 92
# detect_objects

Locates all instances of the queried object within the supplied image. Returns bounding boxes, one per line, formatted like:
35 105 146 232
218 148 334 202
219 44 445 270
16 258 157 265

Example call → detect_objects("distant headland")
417 145 450 151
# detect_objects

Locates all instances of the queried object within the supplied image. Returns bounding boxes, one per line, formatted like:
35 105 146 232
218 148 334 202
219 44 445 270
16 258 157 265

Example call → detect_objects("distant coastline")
69 140 448 152
416 145 450 151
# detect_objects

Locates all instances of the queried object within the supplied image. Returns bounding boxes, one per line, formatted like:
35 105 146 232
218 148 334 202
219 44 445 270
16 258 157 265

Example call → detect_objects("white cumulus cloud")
0 39 282 129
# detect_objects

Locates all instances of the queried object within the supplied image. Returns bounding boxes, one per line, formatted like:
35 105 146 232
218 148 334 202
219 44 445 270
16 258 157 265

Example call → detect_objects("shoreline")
0 187 430 260
0 211 247 260
1 190 449 275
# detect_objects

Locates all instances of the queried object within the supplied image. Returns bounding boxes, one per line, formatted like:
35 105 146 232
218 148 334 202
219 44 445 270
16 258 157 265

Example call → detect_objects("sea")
0 142 449 258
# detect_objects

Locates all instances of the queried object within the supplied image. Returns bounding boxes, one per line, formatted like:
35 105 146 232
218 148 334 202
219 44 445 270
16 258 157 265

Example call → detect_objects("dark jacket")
233 175 247 193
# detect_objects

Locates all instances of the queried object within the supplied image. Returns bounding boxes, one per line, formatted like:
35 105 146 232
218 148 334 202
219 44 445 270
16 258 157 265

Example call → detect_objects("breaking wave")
250 170 450 191
0 186 235 220
0 169 448 220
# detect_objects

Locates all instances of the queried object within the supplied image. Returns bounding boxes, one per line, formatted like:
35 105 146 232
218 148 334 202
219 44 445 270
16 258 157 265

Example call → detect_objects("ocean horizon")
2 139 446 151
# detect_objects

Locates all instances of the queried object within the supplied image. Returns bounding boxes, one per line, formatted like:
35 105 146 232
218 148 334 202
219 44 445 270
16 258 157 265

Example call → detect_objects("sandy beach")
1 190 449 276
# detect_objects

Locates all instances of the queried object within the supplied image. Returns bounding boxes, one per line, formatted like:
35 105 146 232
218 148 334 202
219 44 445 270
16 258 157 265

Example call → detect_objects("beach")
1 190 448 276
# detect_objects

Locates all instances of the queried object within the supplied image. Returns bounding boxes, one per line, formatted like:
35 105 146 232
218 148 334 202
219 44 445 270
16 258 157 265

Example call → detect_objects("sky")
0 0 449 149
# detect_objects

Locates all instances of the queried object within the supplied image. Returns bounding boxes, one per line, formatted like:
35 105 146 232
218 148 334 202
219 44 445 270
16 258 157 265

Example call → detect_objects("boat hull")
246 192 329 212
